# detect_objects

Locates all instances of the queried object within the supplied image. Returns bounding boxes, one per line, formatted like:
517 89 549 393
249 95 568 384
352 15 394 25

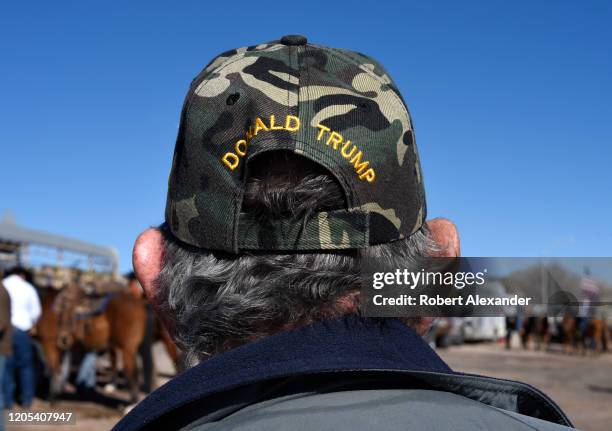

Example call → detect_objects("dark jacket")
0 282 12 356
114 317 575 431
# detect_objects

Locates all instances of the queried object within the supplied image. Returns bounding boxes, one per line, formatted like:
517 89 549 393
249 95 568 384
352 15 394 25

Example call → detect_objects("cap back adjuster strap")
237 209 370 251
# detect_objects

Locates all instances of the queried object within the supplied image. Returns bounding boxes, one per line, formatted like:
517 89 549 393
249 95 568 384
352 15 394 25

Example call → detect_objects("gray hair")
155 153 437 363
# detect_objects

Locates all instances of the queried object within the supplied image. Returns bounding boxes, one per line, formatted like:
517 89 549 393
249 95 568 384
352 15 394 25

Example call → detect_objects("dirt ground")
6 342 611 431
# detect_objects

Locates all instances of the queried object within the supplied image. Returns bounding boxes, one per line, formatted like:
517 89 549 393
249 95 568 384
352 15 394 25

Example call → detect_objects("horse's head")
53 282 85 351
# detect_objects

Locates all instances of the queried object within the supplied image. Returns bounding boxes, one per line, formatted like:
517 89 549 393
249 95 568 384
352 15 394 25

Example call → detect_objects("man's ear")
415 218 460 336
132 228 165 303
426 218 460 258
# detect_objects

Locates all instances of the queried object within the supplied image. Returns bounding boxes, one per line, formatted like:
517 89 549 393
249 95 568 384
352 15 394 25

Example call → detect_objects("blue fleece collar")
115 317 452 431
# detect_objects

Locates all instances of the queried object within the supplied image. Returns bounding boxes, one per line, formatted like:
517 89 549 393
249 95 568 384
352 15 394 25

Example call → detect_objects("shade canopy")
0 217 117 270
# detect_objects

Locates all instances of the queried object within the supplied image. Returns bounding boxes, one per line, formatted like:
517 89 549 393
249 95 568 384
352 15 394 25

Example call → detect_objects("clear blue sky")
1 1 611 271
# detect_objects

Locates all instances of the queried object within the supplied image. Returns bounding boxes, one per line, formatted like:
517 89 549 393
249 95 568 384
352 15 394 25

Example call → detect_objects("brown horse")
154 318 185 372
585 319 607 354
520 316 551 351
37 284 147 403
560 315 609 356
560 315 577 354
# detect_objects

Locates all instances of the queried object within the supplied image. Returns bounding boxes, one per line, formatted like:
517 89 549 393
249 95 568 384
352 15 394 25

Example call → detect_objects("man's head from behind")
132 36 460 363
5 266 32 282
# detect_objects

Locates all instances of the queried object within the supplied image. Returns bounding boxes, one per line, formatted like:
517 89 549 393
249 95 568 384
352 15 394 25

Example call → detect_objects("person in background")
74 350 98 397
127 272 154 393
505 307 524 350
0 278 12 431
2 267 41 409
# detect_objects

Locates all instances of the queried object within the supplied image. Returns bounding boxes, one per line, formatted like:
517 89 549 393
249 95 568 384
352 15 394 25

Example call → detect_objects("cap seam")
301 44 357 210
288 43 293 120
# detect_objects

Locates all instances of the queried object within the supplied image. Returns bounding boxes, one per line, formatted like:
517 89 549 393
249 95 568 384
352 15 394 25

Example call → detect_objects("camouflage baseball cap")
165 35 426 253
